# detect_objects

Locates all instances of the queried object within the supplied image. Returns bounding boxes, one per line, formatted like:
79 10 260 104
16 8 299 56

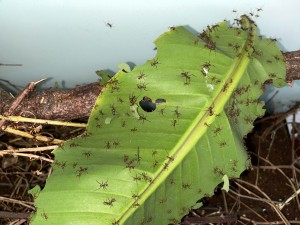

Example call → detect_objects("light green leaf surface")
30 16 285 225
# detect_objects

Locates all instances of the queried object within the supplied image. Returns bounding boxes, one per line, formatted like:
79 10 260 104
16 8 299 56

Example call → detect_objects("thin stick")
233 180 290 225
0 152 54 163
0 145 58 153
0 196 35 210
277 188 300 210
251 152 300 207
1 126 63 144
0 115 87 127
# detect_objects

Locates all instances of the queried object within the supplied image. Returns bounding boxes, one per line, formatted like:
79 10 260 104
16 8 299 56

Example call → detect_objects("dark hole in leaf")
139 96 156 112
155 98 166 104
139 97 167 112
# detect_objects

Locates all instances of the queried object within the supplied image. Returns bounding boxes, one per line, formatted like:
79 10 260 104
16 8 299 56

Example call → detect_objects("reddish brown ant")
97 180 108 190
150 58 159 68
103 198 116 207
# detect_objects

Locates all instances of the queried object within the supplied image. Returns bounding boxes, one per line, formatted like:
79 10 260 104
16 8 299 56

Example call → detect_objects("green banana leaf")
30 15 285 225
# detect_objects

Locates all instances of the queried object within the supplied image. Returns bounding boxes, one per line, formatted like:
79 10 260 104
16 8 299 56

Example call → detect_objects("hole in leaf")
139 97 167 112
155 98 166 104
139 96 156 112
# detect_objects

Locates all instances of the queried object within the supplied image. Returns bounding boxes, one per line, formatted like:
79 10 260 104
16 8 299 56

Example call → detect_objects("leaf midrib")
116 17 255 224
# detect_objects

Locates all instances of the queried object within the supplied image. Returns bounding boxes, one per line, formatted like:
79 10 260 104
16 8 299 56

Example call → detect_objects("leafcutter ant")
76 167 88 178
171 119 177 128
41 211 48 220
132 193 140 200
103 198 116 207
113 140 120 148
97 180 108 190
219 141 227 148
130 127 138 132
173 106 181 118
169 26 176 31
105 141 111 149
137 82 147 90
182 182 191 189
213 127 222 136
137 71 146 80
83 151 92 159
150 58 159 68
129 93 138 106
206 106 214 116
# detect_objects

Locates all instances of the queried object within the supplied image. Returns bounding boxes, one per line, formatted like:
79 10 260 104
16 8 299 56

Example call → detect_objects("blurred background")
0 0 299 112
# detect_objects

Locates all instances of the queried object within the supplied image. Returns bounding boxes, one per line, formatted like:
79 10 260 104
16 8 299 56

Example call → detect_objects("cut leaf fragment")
30 15 285 225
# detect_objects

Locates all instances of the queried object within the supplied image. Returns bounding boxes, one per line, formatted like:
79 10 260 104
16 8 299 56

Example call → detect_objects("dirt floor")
0 111 300 225
183 113 300 224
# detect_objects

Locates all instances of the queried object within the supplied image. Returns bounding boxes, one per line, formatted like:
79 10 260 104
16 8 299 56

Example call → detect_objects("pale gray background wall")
1 0 299 89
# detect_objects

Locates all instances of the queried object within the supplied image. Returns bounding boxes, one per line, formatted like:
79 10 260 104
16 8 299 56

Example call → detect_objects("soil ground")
0 112 300 225
183 114 300 224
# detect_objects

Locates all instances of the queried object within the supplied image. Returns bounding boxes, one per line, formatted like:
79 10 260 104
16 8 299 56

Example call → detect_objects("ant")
137 83 147 91
182 183 191 189
83 151 92 158
181 71 192 85
159 108 166 116
113 140 120 148
151 58 159 68
137 71 146 80
128 93 138 106
152 160 158 168
72 162 78 168
204 122 210 127
132 193 140 199
112 220 120 225
171 119 177 128
70 143 79 148
132 202 140 208
41 211 48 220
103 198 116 207
152 150 158 157
167 155 174 162
206 106 214 116
97 180 108 190
130 127 138 132
201 62 212 76
173 106 181 118
214 127 222 136
105 141 111 149
219 141 227 148
169 178 175 185
123 154 129 163
205 40 216 51
76 167 88 178
105 22 113 28
222 82 230 92
132 174 141 182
